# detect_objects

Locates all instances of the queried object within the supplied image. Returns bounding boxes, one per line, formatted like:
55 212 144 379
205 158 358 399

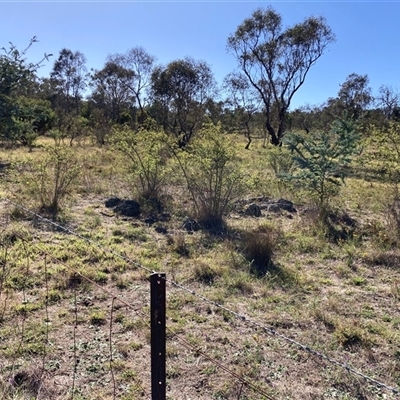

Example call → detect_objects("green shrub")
24 145 81 218
174 123 244 230
111 127 171 205
282 119 360 207
89 311 106 326
267 145 295 176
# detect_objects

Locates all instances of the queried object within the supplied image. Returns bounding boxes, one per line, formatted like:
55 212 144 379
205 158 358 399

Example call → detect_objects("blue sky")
1 1 400 110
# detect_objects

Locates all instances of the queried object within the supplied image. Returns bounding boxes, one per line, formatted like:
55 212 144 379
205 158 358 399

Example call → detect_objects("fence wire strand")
2 198 400 397
18 233 273 399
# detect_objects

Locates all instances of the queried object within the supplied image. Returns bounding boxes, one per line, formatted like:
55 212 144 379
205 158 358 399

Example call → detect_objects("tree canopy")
227 7 335 145
150 57 216 146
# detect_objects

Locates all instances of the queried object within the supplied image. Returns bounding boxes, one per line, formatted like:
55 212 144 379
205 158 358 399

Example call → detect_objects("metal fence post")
150 273 166 400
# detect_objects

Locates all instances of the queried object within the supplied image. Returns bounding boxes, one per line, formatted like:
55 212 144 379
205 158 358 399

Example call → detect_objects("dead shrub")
363 250 400 269
243 226 278 277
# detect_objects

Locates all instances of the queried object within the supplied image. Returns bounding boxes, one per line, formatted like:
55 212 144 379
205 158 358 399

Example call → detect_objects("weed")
112 127 171 203
112 226 148 242
350 275 366 286
89 311 106 326
89 271 108 285
130 342 144 352
193 263 219 285
45 288 62 304
335 323 372 351
202 365 217 375
14 302 42 315
172 234 190 257
174 123 245 230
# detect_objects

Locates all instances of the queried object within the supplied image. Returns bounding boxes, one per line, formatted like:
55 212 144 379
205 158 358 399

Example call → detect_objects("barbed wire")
2 198 155 275
168 280 400 396
168 329 276 400
5 221 274 399
2 198 399 396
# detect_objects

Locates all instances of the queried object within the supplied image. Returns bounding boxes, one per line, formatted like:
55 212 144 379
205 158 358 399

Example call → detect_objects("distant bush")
363 121 400 182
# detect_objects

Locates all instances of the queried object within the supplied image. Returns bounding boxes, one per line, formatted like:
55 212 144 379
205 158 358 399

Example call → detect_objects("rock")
144 213 171 225
155 226 168 234
182 217 200 232
267 199 297 213
105 198 141 217
144 216 157 225
328 211 356 227
114 200 141 217
105 197 121 208
244 203 262 217
160 213 171 222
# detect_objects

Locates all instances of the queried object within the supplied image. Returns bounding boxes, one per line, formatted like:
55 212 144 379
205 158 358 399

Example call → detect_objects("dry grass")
0 136 398 399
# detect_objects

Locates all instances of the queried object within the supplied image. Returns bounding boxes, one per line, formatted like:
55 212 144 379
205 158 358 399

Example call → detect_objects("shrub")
89 311 106 326
24 145 81 218
111 126 171 205
243 226 277 277
174 123 244 230
267 145 295 176
282 118 360 208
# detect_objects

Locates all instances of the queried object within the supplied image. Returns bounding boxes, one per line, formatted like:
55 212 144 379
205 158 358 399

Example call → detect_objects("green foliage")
0 38 51 144
112 126 171 202
282 119 360 207
227 7 335 145
175 123 244 228
267 145 295 176
13 97 54 148
150 57 216 145
363 121 400 181
89 311 106 326
24 145 81 217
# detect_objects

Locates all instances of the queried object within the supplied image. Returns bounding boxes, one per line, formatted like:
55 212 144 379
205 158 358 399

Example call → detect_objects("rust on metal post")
150 273 166 400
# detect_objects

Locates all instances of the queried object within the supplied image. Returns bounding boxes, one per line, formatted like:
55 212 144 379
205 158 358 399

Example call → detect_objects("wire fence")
0 198 399 399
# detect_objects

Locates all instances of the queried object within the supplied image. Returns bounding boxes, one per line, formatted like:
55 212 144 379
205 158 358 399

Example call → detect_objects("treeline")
1 8 400 150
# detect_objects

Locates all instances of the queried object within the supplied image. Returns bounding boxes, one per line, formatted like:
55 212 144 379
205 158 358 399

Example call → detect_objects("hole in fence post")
150 273 166 400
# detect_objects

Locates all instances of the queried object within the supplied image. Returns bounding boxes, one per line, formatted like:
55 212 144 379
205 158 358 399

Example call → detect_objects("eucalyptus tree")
50 48 89 144
227 7 335 145
223 71 260 149
90 61 135 124
337 73 373 120
377 85 400 121
107 47 156 125
150 57 216 146
50 48 88 115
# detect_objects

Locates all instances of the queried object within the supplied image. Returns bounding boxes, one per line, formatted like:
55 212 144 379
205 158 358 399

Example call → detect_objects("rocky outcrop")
238 197 297 216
